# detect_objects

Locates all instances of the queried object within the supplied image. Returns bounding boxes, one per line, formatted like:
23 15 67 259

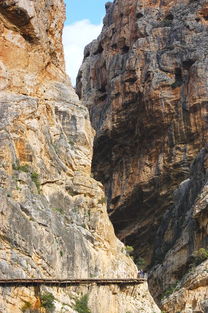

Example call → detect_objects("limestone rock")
149 147 208 309
77 0 208 310
0 0 159 312
161 260 208 313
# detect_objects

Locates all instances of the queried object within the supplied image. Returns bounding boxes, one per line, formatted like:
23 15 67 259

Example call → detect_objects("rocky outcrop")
161 260 208 313
0 0 159 312
149 147 208 308
77 0 208 310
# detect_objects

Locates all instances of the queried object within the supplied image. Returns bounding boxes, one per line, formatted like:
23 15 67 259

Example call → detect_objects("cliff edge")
0 0 159 312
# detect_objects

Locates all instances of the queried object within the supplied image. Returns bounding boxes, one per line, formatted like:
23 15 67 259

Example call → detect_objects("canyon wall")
0 0 159 312
77 0 208 311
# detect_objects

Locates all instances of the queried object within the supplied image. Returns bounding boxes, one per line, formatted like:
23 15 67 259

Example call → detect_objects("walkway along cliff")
77 0 208 311
0 0 159 312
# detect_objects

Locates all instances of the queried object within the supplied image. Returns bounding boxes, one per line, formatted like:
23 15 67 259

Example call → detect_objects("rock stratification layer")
0 0 159 312
77 0 208 310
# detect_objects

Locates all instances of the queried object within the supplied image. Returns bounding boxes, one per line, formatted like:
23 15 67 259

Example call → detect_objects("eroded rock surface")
161 260 208 313
0 0 159 312
77 0 208 310
150 147 208 304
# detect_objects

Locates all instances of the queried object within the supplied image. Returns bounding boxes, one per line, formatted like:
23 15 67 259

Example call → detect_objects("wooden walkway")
0 278 146 287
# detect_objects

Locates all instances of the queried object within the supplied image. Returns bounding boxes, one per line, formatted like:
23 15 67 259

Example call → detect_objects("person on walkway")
137 270 141 278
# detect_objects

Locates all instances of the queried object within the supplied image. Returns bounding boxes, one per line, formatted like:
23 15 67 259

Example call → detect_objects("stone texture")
161 260 208 313
149 147 208 309
0 0 159 312
0 282 158 313
77 0 208 310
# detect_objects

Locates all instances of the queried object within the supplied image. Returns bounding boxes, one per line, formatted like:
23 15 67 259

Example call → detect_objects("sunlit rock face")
0 0 160 312
161 260 208 313
77 0 208 310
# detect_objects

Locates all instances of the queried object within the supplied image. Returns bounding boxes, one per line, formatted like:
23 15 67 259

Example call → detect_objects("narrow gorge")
0 0 207 313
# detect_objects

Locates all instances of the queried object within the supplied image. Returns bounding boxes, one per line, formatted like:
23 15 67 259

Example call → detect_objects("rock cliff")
0 0 159 312
77 0 208 311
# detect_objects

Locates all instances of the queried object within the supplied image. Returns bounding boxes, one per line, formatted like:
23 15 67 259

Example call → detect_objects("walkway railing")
0 278 146 287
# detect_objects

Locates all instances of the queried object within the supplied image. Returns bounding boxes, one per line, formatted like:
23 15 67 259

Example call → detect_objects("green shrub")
68 139 75 146
125 245 134 255
13 163 30 172
161 281 179 299
135 257 146 269
40 292 55 312
73 294 92 313
31 172 40 193
52 207 64 214
192 248 208 265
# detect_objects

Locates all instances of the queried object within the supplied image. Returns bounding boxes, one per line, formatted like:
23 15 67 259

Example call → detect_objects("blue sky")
65 0 107 25
63 0 107 85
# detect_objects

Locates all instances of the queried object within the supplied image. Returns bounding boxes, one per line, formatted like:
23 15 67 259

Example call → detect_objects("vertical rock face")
77 0 208 310
0 1 159 312
150 147 208 310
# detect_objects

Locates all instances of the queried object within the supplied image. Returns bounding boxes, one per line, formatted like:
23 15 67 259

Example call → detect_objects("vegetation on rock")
73 294 92 313
125 245 134 255
40 292 55 312
193 248 208 265
161 281 180 299
135 257 146 269
13 163 30 172
31 172 41 193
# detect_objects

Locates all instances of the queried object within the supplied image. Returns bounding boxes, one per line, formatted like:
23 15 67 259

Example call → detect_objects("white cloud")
63 20 102 86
